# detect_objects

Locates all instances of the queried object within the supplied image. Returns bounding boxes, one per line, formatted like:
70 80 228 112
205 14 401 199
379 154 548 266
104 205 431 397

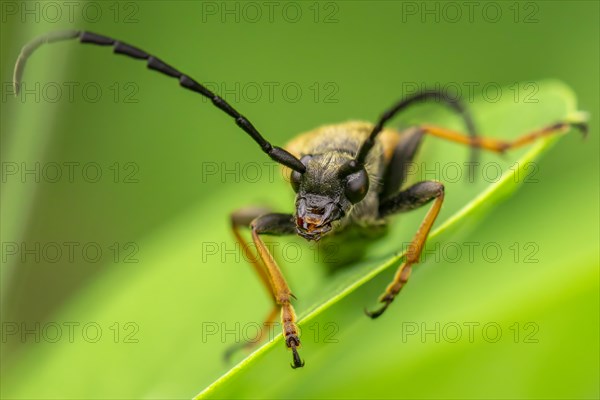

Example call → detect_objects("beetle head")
290 154 369 241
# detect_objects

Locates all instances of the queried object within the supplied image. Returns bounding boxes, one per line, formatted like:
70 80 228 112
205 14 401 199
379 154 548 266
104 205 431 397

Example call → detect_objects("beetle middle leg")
223 306 279 363
229 209 304 368
224 208 277 361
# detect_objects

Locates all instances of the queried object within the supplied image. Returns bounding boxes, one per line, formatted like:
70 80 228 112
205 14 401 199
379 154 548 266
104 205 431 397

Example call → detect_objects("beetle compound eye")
345 169 369 204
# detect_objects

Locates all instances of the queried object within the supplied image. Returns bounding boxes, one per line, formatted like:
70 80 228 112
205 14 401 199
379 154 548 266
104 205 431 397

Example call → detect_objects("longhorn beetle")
13 31 587 369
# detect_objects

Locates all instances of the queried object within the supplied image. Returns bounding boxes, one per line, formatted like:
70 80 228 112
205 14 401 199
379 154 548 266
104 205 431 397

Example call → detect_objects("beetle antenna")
354 90 478 175
13 30 306 174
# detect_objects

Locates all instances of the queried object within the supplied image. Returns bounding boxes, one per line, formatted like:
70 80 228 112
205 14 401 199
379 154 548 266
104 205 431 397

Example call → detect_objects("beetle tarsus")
571 121 589 138
290 342 305 369
223 341 247 364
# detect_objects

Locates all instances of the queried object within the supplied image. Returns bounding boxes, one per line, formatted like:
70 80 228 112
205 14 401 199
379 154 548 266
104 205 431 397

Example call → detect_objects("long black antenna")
13 30 306 174
343 90 478 175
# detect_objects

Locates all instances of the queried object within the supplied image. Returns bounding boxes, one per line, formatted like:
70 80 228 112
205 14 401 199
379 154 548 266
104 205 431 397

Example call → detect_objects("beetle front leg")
366 181 445 319
228 209 303 367
249 213 305 368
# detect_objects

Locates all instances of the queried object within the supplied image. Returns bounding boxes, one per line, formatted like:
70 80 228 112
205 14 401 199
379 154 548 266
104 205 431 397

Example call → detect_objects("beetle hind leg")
418 119 587 153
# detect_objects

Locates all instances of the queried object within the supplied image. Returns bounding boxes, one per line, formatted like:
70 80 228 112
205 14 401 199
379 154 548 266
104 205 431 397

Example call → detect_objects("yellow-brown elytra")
13 30 588 369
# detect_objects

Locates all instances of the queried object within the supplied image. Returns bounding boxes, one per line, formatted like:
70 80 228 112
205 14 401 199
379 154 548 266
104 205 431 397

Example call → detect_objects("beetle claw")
364 297 393 319
287 336 305 369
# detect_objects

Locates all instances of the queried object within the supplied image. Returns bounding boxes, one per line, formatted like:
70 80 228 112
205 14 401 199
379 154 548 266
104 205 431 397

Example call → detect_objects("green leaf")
195 80 589 399
1 81 590 400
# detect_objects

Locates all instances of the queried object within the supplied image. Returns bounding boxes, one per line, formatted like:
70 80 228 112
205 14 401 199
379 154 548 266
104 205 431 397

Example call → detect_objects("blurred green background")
1 1 598 399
